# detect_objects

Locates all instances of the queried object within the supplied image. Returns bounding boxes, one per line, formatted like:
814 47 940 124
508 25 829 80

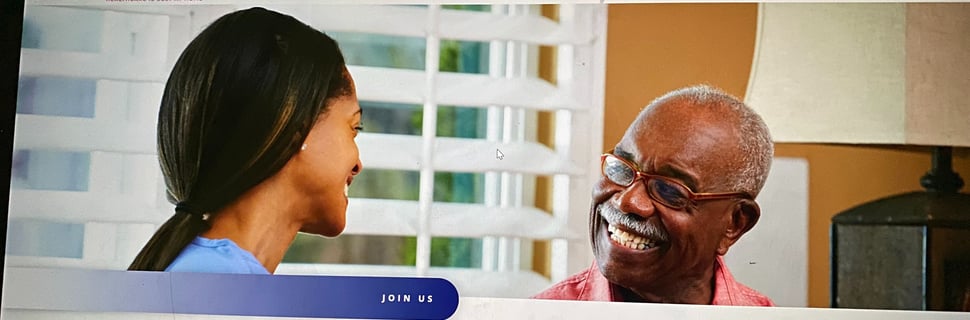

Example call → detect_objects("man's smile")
597 203 669 252
608 224 660 250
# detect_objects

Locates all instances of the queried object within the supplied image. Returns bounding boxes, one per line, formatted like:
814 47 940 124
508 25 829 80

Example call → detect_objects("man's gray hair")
649 85 774 198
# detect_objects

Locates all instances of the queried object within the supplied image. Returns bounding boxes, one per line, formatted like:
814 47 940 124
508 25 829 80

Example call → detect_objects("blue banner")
13 268 459 319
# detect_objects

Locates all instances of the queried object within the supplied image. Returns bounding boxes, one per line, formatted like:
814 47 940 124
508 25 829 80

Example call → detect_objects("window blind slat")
430 202 574 239
253 4 593 45
9 193 574 240
14 115 156 154
437 7 594 45
345 198 574 239
258 5 425 38
357 133 583 175
432 137 581 175
4 257 124 270
344 199 418 236
9 190 167 224
355 133 422 171
21 49 167 82
350 65 583 111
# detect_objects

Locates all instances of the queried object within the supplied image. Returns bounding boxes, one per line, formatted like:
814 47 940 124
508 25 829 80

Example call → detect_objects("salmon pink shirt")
533 256 774 306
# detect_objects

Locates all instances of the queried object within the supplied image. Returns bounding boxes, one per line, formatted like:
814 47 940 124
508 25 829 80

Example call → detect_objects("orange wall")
604 4 757 149
605 3 970 308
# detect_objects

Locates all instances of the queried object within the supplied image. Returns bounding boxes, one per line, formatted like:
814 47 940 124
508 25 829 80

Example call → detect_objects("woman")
128 7 363 274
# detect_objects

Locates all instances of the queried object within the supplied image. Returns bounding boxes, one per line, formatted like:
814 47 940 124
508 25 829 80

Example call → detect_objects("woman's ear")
716 199 761 256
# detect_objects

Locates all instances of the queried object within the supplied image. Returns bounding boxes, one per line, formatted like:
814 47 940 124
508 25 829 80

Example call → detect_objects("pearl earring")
301 143 307 151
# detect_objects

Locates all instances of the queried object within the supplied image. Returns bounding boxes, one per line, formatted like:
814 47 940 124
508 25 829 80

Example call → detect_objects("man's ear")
716 199 760 256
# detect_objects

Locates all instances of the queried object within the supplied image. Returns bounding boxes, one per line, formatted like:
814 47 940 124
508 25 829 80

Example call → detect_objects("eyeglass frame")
599 153 752 210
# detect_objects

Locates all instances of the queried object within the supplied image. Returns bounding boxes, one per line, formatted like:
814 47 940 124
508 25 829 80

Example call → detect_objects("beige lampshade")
745 3 970 147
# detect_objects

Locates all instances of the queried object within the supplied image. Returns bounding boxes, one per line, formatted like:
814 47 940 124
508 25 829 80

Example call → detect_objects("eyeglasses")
600 153 750 210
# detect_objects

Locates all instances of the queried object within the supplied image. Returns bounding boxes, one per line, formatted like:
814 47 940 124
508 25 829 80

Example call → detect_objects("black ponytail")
128 7 352 271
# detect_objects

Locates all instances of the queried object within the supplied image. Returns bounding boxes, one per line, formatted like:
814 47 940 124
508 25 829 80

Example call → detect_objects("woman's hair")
128 7 353 271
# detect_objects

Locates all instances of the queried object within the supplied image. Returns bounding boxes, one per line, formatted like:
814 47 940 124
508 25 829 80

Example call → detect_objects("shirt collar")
584 255 736 304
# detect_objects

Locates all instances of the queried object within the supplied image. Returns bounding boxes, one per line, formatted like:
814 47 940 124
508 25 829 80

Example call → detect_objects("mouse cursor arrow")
496 148 504 160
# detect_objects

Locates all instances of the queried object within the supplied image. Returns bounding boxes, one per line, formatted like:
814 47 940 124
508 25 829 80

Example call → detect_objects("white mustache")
597 203 669 242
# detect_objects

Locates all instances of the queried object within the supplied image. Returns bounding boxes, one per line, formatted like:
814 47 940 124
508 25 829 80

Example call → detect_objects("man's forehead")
614 101 742 190
613 137 702 191
623 104 700 146
640 98 703 121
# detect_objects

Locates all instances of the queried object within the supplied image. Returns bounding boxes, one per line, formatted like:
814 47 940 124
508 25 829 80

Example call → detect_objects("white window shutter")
12 5 185 270
10 3 607 299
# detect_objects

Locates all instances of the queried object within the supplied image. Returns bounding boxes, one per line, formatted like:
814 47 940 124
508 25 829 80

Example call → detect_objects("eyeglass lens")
603 155 691 209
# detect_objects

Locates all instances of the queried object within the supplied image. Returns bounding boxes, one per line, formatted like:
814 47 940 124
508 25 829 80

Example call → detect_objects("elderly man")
534 85 774 306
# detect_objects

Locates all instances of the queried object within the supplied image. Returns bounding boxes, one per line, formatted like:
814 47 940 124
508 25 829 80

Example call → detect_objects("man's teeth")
608 224 658 250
